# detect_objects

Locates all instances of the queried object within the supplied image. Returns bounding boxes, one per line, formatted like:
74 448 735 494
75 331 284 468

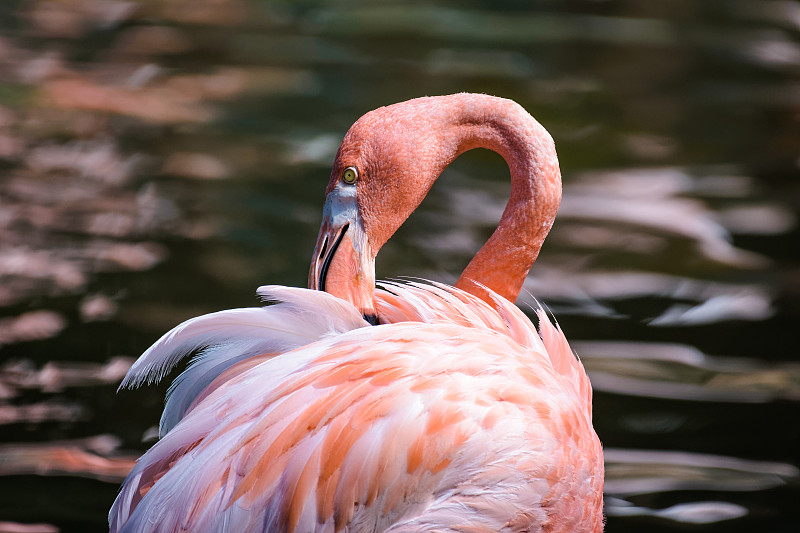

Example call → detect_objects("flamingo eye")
342 167 358 185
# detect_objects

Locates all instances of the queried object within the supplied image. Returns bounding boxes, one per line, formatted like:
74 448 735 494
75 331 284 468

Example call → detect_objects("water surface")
0 1 798 531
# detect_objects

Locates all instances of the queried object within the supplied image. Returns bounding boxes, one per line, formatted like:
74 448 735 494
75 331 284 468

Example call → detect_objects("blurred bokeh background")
0 0 798 531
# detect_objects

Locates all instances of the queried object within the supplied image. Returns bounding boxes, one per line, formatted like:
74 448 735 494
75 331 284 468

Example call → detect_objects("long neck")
350 94 561 306
447 96 562 303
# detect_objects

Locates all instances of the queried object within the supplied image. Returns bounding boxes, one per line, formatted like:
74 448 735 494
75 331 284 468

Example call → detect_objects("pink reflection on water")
0 521 59 533
0 357 133 397
0 435 135 482
0 311 66 348
0 357 134 426
0 402 83 425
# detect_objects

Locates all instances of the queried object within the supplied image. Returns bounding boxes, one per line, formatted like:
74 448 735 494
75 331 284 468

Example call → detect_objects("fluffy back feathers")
120 286 368 436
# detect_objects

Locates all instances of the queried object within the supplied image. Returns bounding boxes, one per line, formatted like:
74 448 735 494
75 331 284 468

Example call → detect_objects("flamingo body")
111 284 602 532
110 94 604 532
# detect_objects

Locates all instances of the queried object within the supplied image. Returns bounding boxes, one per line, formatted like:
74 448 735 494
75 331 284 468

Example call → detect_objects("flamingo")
109 93 604 533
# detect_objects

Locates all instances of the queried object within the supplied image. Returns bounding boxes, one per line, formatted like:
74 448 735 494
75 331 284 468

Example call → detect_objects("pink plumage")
110 94 604 532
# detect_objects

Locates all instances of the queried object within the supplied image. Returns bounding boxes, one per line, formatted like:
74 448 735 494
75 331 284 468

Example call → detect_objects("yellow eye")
342 166 358 185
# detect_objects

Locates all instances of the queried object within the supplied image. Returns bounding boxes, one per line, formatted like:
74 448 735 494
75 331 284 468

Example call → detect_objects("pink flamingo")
109 94 604 532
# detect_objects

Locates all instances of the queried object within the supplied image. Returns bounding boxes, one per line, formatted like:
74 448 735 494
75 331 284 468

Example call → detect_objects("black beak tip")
318 223 350 292
363 313 380 326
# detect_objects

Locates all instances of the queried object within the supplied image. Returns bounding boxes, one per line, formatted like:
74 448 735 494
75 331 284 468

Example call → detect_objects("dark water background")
1 1 798 531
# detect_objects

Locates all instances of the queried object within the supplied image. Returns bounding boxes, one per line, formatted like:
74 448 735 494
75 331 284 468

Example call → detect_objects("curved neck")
445 96 562 303
336 94 561 311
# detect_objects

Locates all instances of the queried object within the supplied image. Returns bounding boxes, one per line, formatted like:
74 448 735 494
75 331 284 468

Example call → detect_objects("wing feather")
119 286 367 435
112 281 601 533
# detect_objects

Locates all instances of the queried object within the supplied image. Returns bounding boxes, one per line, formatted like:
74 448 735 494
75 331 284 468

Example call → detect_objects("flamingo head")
308 168 379 324
308 97 461 323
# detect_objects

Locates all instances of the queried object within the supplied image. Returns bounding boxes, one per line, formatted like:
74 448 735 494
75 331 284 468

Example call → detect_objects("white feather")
119 286 367 435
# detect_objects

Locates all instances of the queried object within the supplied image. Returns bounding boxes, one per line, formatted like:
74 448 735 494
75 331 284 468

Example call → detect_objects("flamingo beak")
309 188 378 324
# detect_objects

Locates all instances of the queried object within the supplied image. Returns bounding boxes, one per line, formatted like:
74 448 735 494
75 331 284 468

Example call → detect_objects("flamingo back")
110 283 602 533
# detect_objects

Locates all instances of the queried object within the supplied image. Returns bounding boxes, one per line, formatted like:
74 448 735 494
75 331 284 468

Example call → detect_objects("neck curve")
313 94 562 316
430 94 562 303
